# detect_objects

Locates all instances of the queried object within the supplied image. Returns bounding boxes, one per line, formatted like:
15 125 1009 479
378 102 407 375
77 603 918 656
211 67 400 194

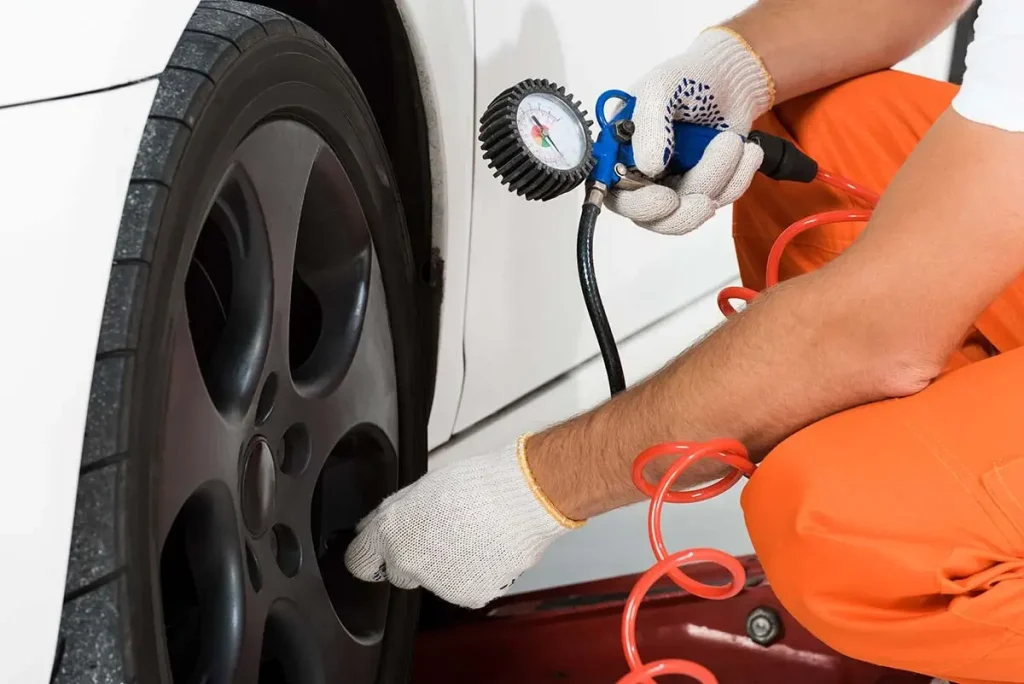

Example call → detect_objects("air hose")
575 143 879 684
577 197 627 394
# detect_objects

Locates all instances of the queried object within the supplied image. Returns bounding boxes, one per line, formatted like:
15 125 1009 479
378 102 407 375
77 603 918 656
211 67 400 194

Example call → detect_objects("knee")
740 357 1024 679
739 397 926 659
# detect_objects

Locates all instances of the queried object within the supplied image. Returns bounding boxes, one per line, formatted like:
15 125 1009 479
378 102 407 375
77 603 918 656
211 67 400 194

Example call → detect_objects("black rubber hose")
577 201 626 396
574 132 816 399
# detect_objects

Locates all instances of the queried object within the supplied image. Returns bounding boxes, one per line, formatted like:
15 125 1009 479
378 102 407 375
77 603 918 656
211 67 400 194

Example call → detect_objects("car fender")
3 0 200 107
393 0 475 449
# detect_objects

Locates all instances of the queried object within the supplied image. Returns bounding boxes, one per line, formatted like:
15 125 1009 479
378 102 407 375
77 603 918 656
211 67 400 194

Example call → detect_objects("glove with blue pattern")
605 27 775 236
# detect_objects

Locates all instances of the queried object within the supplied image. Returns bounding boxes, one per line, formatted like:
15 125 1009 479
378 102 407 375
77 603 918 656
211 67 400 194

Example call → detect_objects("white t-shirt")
951 0 1024 131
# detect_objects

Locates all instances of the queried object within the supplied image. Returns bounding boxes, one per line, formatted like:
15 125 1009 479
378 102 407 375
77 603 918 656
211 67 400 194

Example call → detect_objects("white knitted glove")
605 27 775 236
344 436 583 609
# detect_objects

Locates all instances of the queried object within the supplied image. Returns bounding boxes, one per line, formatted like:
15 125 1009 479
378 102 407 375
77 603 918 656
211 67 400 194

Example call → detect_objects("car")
1 1 966 682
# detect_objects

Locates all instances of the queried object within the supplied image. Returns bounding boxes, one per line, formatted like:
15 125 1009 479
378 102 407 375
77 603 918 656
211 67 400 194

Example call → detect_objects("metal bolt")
746 606 783 647
750 615 772 637
613 119 636 143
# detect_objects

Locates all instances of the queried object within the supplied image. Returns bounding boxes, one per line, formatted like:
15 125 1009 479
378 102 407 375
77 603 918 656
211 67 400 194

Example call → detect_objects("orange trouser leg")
736 70 1024 683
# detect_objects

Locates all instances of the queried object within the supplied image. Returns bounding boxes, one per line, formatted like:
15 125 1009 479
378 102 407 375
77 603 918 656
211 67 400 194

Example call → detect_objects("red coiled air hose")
615 168 879 684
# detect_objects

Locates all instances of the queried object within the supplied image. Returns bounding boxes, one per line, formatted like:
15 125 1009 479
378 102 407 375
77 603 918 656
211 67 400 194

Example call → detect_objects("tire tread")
54 578 131 684
149 69 214 128
130 118 190 185
64 465 124 595
97 263 148 354
114 182 167 262
169 31 239 82
201 0 296 35
81 355 132 469
190 7 266 49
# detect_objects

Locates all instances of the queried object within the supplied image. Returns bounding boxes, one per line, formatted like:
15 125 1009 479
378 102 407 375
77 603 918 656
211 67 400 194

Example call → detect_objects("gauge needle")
532 115 570 165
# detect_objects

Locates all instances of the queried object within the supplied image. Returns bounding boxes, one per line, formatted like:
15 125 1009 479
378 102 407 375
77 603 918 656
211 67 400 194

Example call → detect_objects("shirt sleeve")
951 0 1024 132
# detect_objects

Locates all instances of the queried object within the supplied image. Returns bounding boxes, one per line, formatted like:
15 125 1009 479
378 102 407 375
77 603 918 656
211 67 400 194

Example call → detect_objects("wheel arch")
262 0 441 411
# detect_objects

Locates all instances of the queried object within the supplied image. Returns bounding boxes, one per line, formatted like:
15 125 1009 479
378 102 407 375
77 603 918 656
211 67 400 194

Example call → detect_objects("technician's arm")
725 0 973 104
532 110 1024 521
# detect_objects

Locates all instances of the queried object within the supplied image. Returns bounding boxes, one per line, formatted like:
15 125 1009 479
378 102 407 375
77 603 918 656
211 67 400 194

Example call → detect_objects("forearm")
723 0 973 104
529 269 910 521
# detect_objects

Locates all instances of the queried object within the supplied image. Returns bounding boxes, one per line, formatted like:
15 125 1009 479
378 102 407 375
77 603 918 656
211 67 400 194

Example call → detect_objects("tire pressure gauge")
479 79 596 201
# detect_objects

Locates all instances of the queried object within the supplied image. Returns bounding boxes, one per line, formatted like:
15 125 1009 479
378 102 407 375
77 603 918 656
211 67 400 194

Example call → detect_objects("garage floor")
411 557 933 684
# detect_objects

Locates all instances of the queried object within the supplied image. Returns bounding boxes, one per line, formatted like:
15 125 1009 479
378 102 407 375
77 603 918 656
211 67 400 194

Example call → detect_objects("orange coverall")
737 70 1024 684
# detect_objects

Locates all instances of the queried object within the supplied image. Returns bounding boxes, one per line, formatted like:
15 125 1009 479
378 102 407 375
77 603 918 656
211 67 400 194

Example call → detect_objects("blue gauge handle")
589 89 724 188
587 88 819 189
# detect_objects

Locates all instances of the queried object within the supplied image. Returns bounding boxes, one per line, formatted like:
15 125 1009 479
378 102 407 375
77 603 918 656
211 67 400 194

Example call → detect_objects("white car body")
0 0 957 681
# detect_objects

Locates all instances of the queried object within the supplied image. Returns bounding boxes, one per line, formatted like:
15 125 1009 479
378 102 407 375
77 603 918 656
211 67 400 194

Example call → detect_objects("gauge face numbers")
516 92 588 172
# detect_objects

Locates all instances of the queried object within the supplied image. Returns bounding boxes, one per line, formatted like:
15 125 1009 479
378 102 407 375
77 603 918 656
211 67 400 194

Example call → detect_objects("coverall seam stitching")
991 467 1024 541
893 410 1022 552
949 607 1024 642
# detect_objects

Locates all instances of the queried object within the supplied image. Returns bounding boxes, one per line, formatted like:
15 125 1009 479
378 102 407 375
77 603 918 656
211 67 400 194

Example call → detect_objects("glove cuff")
516 434 587 530
693 26 775 122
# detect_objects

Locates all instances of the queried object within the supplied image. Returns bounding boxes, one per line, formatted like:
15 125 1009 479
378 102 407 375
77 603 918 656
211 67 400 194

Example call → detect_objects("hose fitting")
749 131 818 183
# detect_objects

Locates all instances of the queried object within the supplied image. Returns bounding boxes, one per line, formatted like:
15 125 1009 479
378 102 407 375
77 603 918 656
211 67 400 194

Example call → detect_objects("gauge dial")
516 93 588 171
479 79 596 202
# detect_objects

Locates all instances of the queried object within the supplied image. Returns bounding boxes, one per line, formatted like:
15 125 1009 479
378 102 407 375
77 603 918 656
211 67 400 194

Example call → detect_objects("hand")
605 27 774 236
344 437 581 609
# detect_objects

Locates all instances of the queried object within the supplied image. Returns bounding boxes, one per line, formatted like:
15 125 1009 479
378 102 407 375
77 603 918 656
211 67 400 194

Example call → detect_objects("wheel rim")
156 120 400 684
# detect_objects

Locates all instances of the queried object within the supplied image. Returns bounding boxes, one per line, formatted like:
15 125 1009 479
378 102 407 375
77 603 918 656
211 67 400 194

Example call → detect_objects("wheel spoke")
293 561 385 683
281 252 398 670
260 596 335 684
231 591 267 684
285 137 375 402
232 120 324 324
301 254 399 482
320 618 384 683
161 481 246 684
157 308 244 547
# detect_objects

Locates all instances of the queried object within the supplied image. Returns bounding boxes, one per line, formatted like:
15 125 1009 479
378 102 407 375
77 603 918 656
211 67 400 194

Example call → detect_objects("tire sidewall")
125 33 426 683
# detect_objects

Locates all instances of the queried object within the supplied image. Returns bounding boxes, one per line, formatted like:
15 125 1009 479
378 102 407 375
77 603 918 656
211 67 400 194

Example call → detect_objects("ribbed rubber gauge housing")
479 78 595 201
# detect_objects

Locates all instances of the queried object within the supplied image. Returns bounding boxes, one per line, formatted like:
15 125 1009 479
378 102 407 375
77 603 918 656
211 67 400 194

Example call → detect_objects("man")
347 1 1024 681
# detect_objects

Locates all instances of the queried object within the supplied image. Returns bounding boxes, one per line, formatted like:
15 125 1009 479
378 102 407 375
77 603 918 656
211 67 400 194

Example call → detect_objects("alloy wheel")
157 119 399 684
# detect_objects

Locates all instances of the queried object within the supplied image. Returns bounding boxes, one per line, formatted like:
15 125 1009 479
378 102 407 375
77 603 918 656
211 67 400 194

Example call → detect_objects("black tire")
56 2 427 682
